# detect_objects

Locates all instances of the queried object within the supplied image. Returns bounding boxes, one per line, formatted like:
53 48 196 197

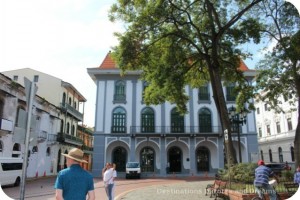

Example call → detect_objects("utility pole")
20 78 36 200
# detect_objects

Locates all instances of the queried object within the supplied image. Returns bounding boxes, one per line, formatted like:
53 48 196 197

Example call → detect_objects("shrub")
218 163 257 183
281 170 294 181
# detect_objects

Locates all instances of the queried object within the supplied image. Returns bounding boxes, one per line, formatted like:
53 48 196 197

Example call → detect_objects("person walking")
112 163 117 200
254 160 279 200
54 148 95 200
103 163 114 200
294 166 300 184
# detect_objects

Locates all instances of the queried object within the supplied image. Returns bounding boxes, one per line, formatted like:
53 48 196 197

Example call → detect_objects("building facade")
0 73 61 177
78 125 94 171
88 52 259 177
255 94 298 165
1 68 89 177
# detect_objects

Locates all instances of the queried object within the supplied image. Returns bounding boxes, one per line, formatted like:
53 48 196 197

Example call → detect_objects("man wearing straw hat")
54 148 95 200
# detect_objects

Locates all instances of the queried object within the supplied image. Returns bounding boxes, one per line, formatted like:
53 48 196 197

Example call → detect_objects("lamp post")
228 106 247 163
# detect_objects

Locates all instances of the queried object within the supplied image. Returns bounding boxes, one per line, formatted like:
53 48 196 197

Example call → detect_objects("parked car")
265 163 286 176
126 162 141 179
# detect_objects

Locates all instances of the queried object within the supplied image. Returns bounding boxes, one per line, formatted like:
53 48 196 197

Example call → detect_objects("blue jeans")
255 184 277 200
105 183 114 200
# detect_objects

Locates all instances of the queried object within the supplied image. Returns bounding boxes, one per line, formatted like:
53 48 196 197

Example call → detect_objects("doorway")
196 146 210 171
168 147 182 173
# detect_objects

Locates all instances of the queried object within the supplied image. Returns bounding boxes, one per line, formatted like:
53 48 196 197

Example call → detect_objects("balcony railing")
198 93 210 101
57 132 83 146
130 126 222 135
82 145 93 153
113 94 126 101
111 126 127 133
60 103 83 121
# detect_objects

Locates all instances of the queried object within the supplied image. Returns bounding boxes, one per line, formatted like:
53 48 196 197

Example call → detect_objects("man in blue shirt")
254 160 279 200
54 148 95 200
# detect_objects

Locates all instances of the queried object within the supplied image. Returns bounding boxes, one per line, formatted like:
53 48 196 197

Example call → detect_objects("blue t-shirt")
254 165 274 186
54 164 94 200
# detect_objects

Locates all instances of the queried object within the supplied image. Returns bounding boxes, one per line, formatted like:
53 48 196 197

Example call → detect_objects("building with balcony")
255 94 298 164
0 73 62 177
77 125 94 171
1 68 87 177
88 52 259 177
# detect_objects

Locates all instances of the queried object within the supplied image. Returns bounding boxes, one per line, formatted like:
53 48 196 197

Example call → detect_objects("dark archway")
112 147 127 172
196 146 210 172
140 147 155 172
168 147 182 173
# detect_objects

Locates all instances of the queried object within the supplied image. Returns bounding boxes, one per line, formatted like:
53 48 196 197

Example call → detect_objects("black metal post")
229 106 247 163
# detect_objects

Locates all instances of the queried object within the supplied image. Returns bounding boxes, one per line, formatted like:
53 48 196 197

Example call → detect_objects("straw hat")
62 148 88 163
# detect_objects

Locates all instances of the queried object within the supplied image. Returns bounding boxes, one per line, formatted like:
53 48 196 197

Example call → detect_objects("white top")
113 170 117 179
103 168 114 185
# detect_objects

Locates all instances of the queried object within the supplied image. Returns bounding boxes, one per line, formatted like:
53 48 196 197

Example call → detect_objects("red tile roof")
99 51 251 71
239 60 250 71
99 51 117 69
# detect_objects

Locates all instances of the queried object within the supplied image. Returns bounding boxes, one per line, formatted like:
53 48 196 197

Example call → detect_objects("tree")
109 0 263 165
255 0 300 167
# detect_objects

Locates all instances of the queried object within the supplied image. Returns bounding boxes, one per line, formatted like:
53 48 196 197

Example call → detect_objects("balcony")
57 132 83 146
111 126 127 133
82 145 93 153
60 103 83 121
130 126 222 136
113 94 126 104
198 93 210 101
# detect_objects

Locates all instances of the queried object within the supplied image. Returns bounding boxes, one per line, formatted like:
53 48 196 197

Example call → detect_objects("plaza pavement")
2 176 215 200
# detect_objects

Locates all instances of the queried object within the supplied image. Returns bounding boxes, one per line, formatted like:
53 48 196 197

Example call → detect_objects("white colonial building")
88 52 259 177
1 68 90 177
255 94 298 165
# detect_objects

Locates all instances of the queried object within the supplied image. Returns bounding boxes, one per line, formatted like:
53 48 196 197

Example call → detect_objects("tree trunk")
294 77 300 168
208 63 238 166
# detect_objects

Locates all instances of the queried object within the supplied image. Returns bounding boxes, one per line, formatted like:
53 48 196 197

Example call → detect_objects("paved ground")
116 179 214 200
1 176 215 200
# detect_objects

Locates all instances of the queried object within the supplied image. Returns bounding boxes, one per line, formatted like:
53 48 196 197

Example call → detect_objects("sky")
0 0 299 128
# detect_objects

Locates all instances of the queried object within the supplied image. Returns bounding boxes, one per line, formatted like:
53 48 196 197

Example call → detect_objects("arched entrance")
112 147 127 172
196 146 210 172
140 147 154 172
168 147 182 173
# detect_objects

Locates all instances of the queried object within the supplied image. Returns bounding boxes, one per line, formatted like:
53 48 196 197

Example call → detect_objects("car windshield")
126 162 140 168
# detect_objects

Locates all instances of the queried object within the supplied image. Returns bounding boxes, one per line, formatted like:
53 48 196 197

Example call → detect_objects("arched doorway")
140 147 154 172
112 147 127 172
168 147 182 173
196 146 210 172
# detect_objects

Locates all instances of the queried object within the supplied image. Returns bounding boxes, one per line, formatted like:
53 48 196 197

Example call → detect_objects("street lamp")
228 106 247 163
